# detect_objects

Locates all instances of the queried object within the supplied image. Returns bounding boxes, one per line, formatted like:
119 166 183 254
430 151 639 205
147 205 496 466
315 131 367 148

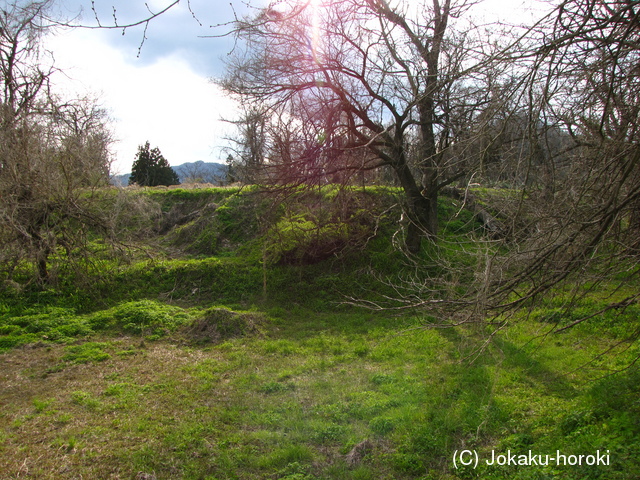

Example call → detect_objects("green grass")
0 300 195 352
1 186 639 479
1 305 638 479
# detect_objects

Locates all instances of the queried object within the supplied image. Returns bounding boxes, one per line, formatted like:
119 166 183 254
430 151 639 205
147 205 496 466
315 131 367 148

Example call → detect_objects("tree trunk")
405 196 436 254
393 161 436 253
37 254 49 284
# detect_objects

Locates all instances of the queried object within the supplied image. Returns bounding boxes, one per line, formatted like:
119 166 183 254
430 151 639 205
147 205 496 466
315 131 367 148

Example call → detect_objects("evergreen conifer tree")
129 142 180 186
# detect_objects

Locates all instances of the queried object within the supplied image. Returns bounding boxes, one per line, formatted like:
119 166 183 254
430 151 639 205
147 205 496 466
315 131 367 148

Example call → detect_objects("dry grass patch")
0 338 218 479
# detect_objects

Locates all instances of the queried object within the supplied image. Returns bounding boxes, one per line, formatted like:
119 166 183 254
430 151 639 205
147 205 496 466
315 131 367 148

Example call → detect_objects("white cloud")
46 0 552 176
48 27 237 174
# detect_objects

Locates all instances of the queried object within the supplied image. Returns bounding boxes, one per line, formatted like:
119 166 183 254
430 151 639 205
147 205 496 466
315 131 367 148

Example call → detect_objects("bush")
267 213 352 265
264 188 388 265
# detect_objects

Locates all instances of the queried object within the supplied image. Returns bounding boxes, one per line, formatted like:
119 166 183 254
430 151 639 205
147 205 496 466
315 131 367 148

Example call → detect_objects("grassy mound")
185 307 266 343
88 300 193 339
0 300 194 351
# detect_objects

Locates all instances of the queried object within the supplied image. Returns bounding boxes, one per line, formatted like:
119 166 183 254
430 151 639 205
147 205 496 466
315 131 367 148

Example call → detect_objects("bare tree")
483 0 640 312
327 0 640 348
220 0 510 252
0 0 113 287
0 0 54 125
223 103 269 184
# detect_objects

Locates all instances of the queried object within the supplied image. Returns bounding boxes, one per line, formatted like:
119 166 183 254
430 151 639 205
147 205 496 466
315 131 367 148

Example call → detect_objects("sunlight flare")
309 0 323 63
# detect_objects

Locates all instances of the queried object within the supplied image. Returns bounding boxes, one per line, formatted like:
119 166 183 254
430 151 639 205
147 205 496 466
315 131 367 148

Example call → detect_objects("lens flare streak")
309 0 322 64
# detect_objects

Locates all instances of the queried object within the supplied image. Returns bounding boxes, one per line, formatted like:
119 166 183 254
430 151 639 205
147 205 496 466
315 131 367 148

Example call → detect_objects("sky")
48 0 259 174
46 0 549 175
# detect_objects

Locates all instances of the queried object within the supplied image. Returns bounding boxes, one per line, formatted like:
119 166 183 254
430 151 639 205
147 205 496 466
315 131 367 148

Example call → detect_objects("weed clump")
89 300 192 339
63 342 111 364
186 307 265 344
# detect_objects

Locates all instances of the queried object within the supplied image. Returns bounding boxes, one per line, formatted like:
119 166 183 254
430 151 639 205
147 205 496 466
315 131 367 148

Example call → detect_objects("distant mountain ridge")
110 161 228 186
